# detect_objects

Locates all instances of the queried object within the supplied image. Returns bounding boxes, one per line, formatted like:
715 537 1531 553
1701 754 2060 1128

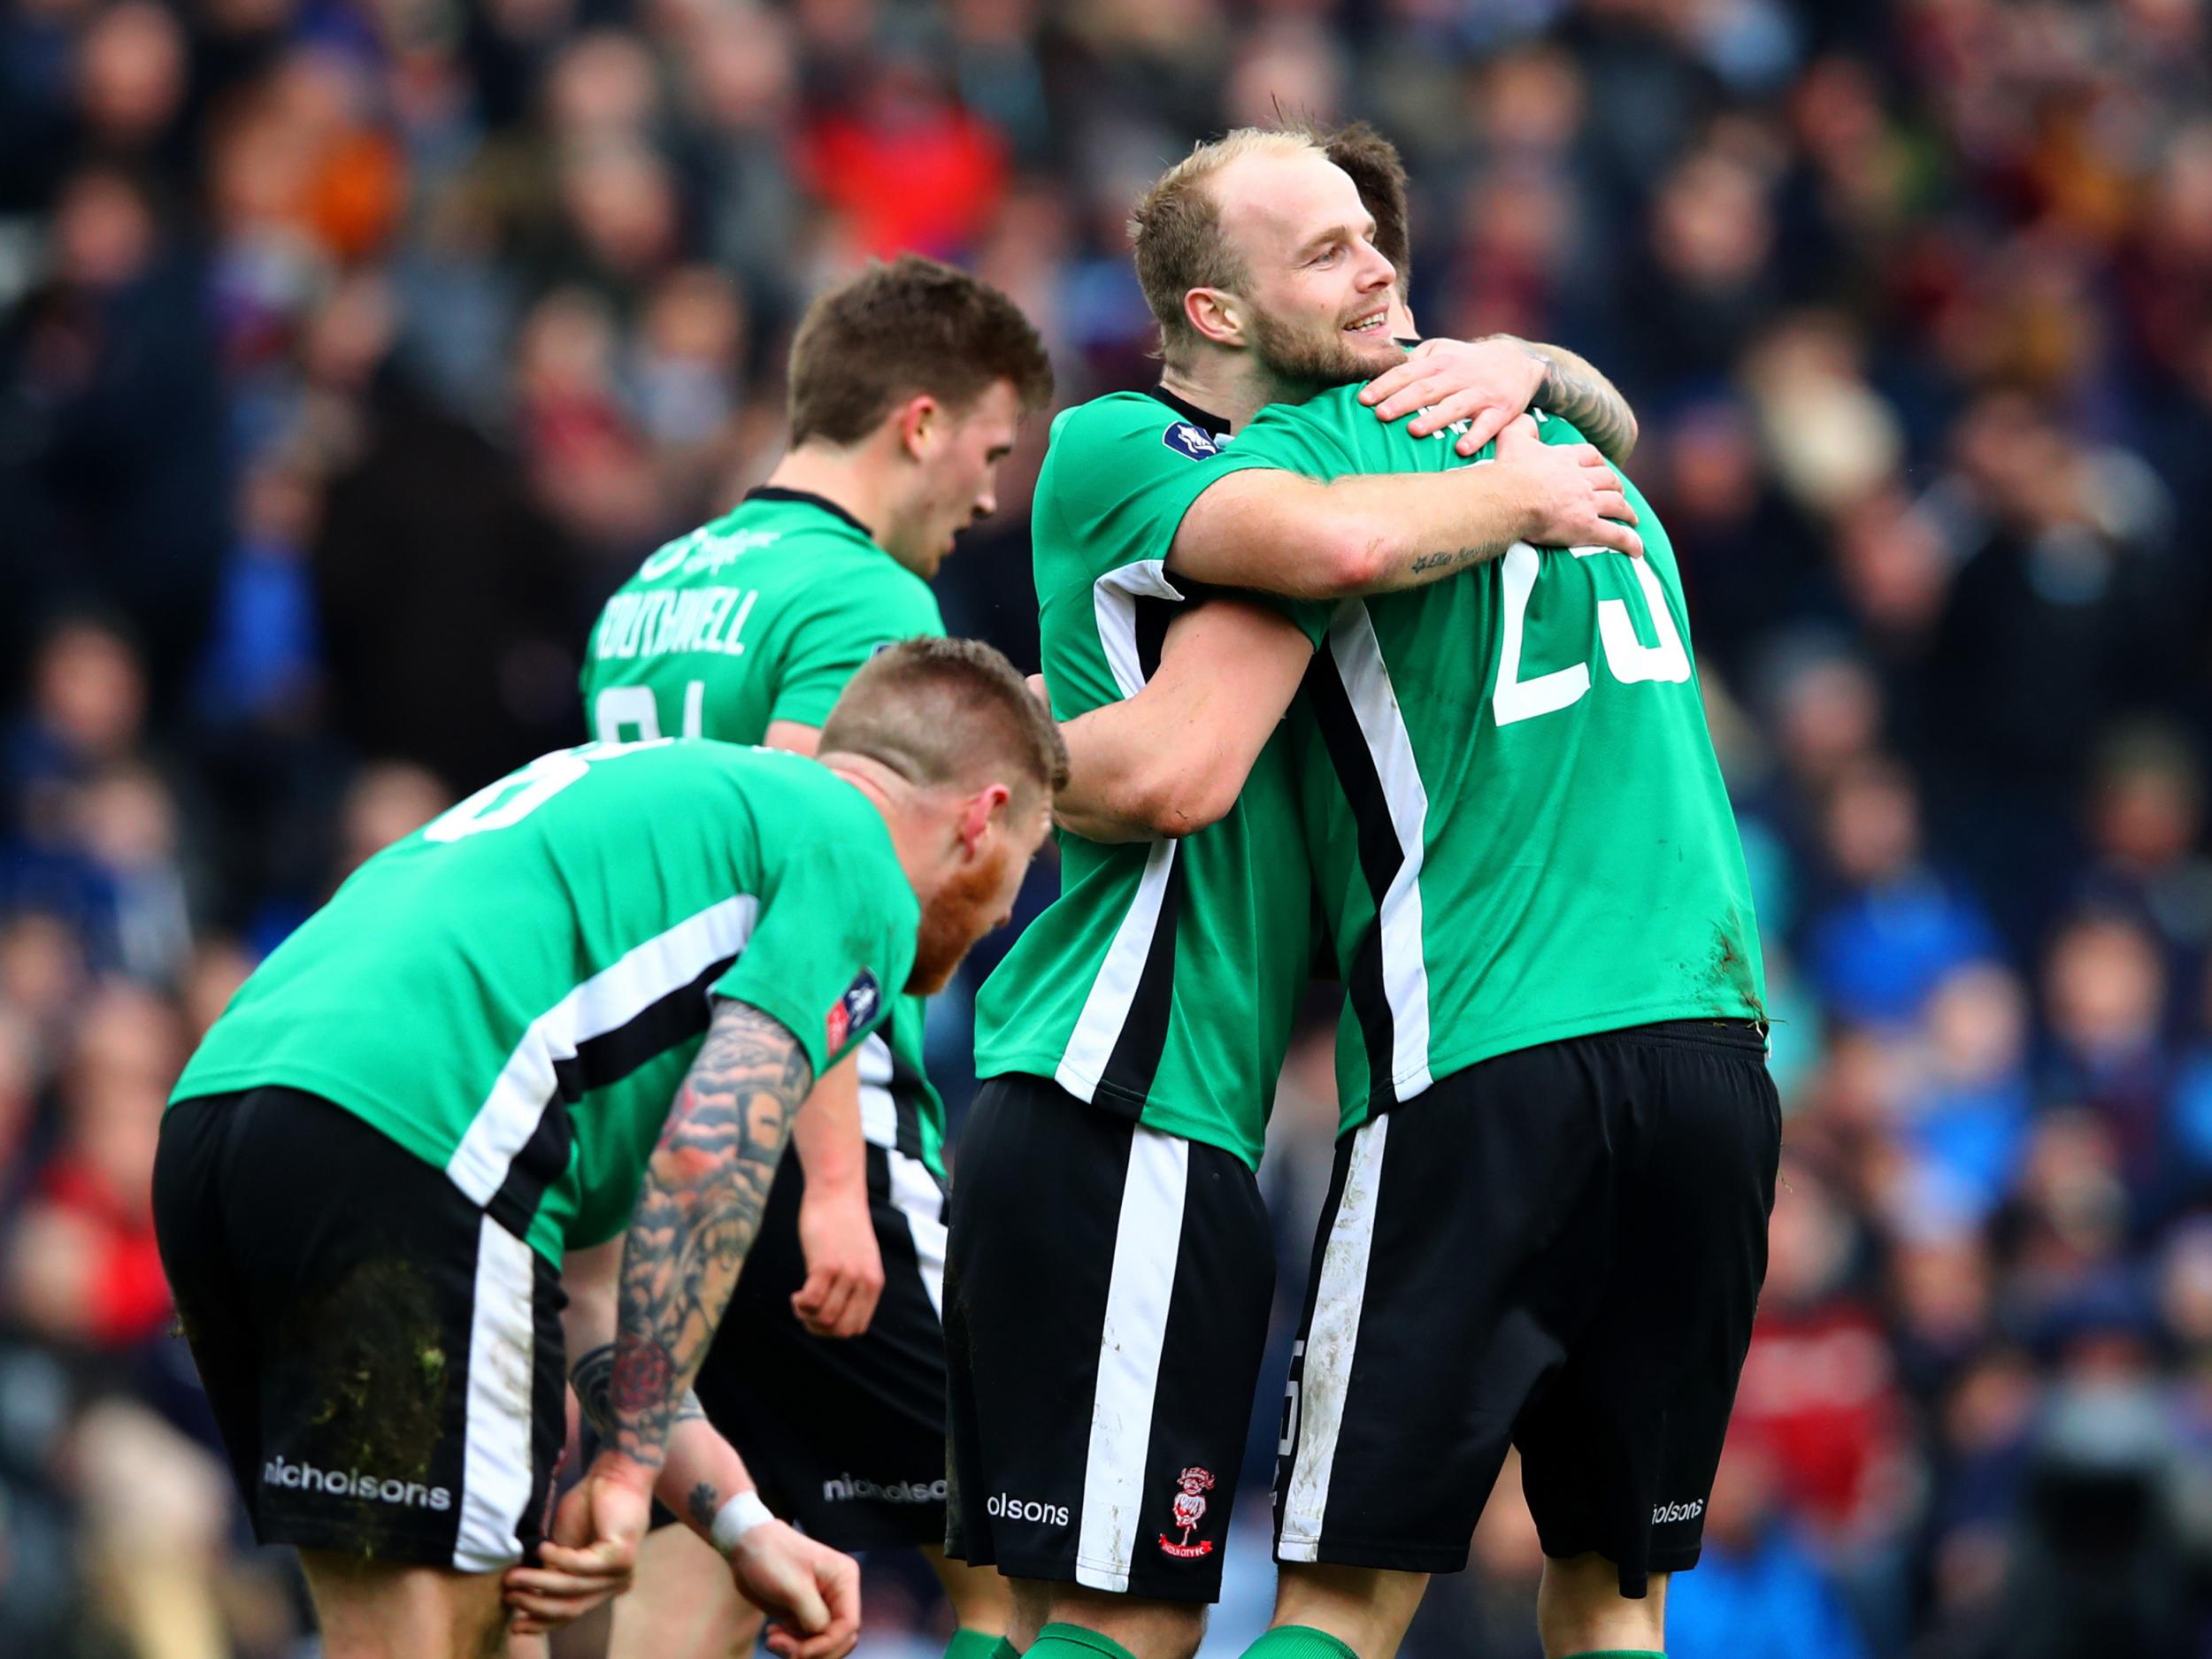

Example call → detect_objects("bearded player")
1048 131 1776 1659
941 124 1647 1659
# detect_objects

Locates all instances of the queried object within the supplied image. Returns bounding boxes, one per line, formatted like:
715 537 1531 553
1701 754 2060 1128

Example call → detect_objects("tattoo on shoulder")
608 1000 816 1472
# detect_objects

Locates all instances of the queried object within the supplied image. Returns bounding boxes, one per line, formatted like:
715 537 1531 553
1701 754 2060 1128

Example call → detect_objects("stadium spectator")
0 0 2207 1650
1805 754 2001 1028
1664 1432 1870 1659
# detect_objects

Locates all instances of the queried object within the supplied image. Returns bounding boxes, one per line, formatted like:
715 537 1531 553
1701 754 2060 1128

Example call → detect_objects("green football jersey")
972 390 1328 1169
580 488 949 1175
173 741 918 1265
1210 400 1767 1133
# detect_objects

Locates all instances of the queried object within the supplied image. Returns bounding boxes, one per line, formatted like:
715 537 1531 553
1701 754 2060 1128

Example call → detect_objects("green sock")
1240 1628 1360 1659
1025 1624 1141 1659
944 1633 1020 1659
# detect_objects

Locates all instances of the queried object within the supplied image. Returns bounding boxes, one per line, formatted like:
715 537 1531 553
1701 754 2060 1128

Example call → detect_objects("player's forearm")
789 1056 865 1196
565 1240 720 1499
1521 339 1639 464
659 1415 762 1545
1178 469 1542 600
1325 467 1545 595
603 1000 814 1479
580 1342 756 1540
572 1339 717 1493
1051 705 1175 843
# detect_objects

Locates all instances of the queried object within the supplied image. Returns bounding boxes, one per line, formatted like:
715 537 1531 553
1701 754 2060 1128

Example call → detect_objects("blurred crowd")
2 0 2211 1653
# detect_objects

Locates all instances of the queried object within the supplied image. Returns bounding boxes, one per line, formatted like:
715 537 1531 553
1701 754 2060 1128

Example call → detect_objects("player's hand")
1496 415 1643 557
793 1177 885 1338
1025 672 1050 710
1361 336 1548 457
726 1520 863 1659
506 1461 649 1634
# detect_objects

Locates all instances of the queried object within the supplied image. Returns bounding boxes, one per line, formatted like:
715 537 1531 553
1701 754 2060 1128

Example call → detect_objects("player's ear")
895 394 942 461
1185 287 1244 349
956 782 1013 857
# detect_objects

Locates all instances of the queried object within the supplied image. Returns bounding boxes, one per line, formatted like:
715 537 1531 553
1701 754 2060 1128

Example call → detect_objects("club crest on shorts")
825 969 881 1052
1162 421 1218 461
1157 1465 1217 1559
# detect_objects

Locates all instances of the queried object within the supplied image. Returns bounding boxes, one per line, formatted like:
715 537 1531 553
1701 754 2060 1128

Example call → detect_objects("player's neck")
763 445 896 551
1158 354 1276 434
820 754 936 894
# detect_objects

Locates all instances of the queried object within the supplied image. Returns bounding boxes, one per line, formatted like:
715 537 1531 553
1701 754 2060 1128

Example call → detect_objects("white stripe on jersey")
1279 1114 1390 1561
1052 564 1188 1100
453 1216 540 1570
1074 1126 1190 1593
1055 839 1177 1102
445 895 760 1210
860 1027 946 1314
1329 605 1435 1098
1091 558 1185 701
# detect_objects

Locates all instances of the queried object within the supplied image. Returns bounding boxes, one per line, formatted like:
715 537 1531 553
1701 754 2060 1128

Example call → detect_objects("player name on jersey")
590 584 760 663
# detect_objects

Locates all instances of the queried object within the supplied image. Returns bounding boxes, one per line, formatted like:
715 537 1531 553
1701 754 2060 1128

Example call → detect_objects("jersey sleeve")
1047 398 1343 649
1041 397 1235 587
710 838 916 1082
768 572 946 730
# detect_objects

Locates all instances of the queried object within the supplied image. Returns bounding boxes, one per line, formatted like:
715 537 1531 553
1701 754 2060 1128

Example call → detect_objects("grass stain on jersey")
1703 919 1763 1018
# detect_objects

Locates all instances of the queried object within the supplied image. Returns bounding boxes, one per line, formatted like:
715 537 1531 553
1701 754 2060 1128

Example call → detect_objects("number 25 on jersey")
1491 543 1689 728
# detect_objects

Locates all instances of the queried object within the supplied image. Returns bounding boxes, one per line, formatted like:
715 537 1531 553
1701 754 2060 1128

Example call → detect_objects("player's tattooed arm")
606 997 815 1476
572 1343 705 1444
1358 334 1637 464
687 1481 720 1531
1521 340 1639 464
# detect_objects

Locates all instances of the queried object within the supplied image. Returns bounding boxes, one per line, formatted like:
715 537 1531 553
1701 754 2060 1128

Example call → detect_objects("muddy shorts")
153 1087 566 1570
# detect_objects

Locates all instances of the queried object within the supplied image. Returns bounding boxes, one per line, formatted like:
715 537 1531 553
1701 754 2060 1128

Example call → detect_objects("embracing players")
1037 127 1777 1659
941 123 1655 1659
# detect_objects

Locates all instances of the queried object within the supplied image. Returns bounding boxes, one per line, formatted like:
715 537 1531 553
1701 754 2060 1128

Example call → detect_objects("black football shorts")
692 1130 953 1549
1273 1019 1780 1596
943 1072 1276 1602
153 1087 567 1570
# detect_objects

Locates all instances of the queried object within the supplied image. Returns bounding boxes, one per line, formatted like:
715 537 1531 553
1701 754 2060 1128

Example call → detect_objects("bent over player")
152 639 1064 1659
578 256 1049 1659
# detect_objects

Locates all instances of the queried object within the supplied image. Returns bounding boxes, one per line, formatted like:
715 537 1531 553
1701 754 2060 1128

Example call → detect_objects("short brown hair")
1316 120 1410 294
819 636 1069 805
1129 128 1323 365
787 257 1054 447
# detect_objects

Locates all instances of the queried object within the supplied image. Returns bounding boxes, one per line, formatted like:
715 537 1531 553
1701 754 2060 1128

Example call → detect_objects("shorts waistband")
1598 1018 1770 1055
